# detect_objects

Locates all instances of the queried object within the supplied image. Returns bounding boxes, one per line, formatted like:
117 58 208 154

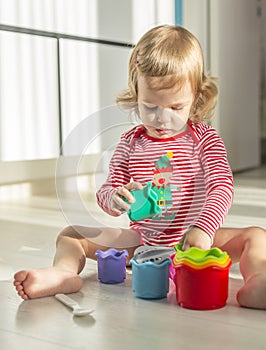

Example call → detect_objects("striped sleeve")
96 131 132 216
193 127 234 239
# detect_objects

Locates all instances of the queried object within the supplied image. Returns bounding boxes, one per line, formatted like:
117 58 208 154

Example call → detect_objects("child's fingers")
116 186 135 204
181 241 191 251
111 207 124 216
111 182 144 213
111 187 131 212
115 195 131 211
125 181 143 191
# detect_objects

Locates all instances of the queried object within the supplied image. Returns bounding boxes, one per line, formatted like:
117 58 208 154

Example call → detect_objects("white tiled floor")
1 167 266 350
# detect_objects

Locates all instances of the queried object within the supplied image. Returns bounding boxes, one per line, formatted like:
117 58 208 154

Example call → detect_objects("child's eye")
171 106 183 111
143 103 158 111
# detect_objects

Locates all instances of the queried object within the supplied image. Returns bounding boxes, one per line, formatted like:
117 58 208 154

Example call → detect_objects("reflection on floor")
0 167 266 350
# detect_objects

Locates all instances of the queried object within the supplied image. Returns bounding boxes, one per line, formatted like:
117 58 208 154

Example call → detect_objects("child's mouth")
155 128 169 135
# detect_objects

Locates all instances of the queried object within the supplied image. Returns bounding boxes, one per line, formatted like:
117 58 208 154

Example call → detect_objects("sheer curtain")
0 31 59 160
0 0 98 161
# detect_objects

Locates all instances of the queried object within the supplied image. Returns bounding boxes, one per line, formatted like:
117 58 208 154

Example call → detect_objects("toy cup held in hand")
125 182 162 221
131 257 171 299
95 248 128 284
172 244 232 310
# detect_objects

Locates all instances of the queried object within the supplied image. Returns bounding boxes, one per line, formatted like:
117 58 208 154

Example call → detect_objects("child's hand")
182 226 212 251
110 182 143 216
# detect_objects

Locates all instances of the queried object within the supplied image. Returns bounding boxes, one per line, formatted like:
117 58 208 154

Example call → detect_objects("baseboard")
0 154 102 185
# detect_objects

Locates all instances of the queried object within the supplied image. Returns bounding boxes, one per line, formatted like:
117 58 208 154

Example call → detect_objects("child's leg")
213 226 266 309
14 225 141 300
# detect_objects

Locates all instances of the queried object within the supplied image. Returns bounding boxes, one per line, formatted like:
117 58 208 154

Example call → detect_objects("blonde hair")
116 25 218 122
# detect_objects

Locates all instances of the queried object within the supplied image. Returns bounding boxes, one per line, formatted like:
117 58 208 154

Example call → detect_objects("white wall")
182 0 209 68
183 0 261 171
209 0 260 171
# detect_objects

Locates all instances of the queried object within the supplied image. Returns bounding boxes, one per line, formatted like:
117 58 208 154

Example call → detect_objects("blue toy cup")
95 248 128 284
131 258 171 299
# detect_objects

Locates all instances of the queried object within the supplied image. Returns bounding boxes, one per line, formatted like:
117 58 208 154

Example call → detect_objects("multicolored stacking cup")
172 244 232 310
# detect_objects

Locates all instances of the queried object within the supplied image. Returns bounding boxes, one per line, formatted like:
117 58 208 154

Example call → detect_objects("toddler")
14 25 266 309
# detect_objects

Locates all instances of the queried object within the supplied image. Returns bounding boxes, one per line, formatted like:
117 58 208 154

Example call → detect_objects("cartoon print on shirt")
148 151 179 220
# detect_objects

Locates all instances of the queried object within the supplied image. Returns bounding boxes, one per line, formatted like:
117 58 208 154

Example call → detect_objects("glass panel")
60 39 100 156
60 39 132 156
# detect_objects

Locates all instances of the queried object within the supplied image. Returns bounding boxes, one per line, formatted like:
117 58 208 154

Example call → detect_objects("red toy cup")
175 262 231 310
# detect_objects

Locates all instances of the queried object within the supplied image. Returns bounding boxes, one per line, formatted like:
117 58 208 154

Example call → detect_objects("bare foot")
13 267 83 300
237 273 266 309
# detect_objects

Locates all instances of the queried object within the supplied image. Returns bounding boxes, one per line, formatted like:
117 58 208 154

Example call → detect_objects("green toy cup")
126 182 162 221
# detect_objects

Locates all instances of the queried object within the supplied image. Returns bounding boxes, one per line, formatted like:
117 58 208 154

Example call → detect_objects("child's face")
137 75 195 139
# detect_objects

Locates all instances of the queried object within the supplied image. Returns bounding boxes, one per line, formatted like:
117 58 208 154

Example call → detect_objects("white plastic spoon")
55 294 93 317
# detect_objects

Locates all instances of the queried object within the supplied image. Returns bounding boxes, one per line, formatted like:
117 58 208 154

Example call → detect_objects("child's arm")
96 135 130 216
190 127 234 243
96 128 143 216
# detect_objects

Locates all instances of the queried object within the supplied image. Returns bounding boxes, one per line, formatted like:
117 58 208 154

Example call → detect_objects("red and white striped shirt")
96 120 234 247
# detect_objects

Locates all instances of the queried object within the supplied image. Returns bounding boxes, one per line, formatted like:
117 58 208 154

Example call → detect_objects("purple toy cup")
95 248 129 284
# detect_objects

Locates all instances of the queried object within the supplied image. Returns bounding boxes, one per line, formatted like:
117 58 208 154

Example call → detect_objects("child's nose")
157 107 170 123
